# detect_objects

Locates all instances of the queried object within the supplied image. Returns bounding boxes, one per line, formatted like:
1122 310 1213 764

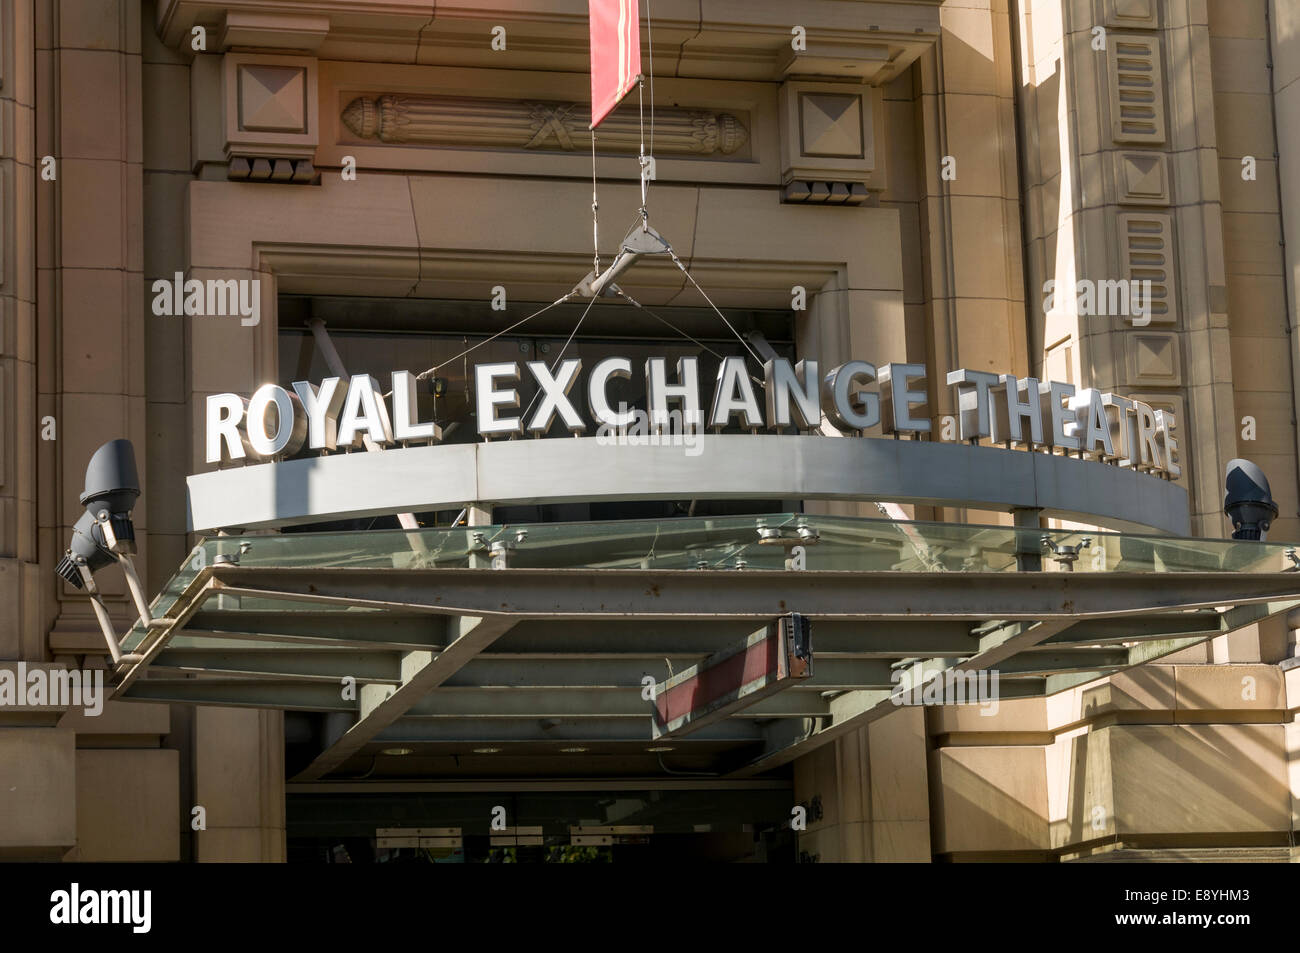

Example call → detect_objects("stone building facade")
0 0 1299 861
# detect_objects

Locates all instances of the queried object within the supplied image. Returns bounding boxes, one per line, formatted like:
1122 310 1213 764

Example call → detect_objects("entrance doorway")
287 787 796 863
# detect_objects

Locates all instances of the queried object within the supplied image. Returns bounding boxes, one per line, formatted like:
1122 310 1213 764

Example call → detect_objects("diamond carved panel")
778 80 881 194
1128 331 1180 385
1105 0 1158 30
239 65 307 133
1114 151 1169 205
799 92 864 159
223 53 319 161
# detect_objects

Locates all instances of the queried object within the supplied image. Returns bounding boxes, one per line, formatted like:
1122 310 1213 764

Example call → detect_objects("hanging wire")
615 290 766 386
615 289 729 362
636 0 655 228
705 539 755 569
637 76 649 226
394 2 758 416
613 288 728 358
387 293 577 398
591 128 601 274
642 521 662 565
646 0 656 157
518 293 601 425
667 250 766 366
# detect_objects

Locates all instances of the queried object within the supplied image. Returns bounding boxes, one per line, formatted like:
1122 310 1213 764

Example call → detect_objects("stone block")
74 748 179 861
0 728 76 859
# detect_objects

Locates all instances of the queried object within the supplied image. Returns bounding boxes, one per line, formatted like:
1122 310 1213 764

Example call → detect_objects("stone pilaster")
193 707 286 862
1263 0 1300 542
918 0 1029 524
793 707 931 863
41 0 148 657
1015 0 1239 536
0 0 40 662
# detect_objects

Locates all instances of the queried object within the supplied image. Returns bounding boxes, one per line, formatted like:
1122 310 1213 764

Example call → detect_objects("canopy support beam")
292 614 517 781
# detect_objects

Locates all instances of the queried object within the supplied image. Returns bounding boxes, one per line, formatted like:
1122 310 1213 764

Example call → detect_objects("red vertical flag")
588 0 641 129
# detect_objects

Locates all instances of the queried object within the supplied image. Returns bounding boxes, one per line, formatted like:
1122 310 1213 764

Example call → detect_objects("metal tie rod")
574 222 673 298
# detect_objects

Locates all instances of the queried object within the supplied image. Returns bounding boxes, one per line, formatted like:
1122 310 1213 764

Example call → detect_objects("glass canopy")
110 512 1300 781
122 513 1300 653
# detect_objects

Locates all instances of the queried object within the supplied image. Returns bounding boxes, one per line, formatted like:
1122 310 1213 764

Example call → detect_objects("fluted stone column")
1 0 39 663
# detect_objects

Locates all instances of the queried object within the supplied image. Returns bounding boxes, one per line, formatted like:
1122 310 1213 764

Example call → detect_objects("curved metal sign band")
185 435 1191 535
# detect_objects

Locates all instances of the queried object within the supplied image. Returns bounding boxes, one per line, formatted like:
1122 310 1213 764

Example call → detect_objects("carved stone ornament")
341 94 749 157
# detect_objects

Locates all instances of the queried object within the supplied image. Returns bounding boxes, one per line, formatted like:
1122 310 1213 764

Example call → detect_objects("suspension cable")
591 128 600 274
613 288 728 358
667 251 765 366
385 293 576 398
415 294 574 379
615 290 726 362
518 293 601 425
637 76 649 228
616 290 765 385
646 0 656 157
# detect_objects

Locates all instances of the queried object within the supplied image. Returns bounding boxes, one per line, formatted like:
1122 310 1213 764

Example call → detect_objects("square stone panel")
1115 151 1169 205
799 92 864 159
238 64 307 133
1106 0 1158 29
222 54 319 160
778 80 878 187
1128 331 1180 384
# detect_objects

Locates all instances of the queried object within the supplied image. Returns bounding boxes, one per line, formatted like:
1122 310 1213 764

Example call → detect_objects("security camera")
1224 458 1278 541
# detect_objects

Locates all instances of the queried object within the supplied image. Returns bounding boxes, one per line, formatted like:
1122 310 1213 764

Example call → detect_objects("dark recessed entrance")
287 787 797 863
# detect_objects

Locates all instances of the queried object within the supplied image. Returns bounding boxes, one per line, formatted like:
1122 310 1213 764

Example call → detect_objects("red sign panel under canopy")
652 615 813 738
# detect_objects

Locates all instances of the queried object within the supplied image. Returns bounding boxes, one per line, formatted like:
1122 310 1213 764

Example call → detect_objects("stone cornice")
156 0 943 84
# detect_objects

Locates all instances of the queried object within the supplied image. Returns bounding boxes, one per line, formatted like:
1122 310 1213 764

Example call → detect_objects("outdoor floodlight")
54 439 149 667
55 439 141 588
1224 458 1278 541
54 510 118 589
79 437 141 552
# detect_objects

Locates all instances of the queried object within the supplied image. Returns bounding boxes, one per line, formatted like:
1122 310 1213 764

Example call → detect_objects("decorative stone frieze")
340 94 749 158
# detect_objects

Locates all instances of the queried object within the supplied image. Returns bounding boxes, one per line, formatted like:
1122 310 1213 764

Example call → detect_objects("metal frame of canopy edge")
110 559 1300 781
186 435 1192 536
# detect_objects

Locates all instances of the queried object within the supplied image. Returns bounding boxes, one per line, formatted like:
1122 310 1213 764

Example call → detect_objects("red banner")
588 0 641 129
